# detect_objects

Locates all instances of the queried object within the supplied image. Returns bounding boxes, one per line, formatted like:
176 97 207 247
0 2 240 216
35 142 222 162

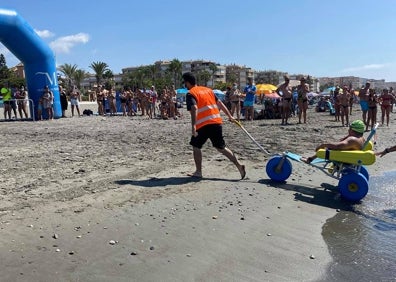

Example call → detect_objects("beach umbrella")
256 84 277 94
264 92 281 99
259 89 273 94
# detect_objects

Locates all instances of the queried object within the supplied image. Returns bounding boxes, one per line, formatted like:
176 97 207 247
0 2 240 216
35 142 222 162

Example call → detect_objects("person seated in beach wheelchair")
265 120 377 202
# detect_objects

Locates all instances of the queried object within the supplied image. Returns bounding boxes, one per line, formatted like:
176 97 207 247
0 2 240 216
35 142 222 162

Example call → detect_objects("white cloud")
341 64 388 73
0 44 19 65
35 29 55 38
50 33 90 54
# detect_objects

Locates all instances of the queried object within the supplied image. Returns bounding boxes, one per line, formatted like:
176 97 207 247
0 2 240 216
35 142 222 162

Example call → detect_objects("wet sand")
0 103 395 281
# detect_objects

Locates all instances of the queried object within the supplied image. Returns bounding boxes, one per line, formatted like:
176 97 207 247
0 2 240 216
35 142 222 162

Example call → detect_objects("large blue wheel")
338 172 369 202
359 166 369 181
266 156 292 182
342 166 369 181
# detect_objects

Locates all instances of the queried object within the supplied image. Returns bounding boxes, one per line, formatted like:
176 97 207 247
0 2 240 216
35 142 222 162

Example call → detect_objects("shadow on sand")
259 179 352 211
115 176 241 188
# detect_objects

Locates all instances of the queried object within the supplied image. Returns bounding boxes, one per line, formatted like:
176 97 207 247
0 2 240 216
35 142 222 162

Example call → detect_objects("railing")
0 99 35 121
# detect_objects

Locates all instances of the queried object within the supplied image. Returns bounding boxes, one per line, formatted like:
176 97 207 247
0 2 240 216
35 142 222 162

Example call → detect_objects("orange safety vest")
189 86 222 130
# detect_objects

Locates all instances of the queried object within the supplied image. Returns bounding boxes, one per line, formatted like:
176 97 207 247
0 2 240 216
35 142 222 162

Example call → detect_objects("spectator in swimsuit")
160 88 169 119
108 87 117 116
41 85 54 120
16 86 29 119
339 86 350 127
301 120 366 164
120 89 128 116
349 90 355 115
366 89 378 131
229 82 242 121
70 86 81 117
127 88 137 116
150 86 158 118
96 86 105 116
37 98 43 121
333 86 341 122
296 77 309 124
359 82 370 125
276 75 292 125
224 86 232 110
379 88 394 126
390 87 395 113
59 86 68 118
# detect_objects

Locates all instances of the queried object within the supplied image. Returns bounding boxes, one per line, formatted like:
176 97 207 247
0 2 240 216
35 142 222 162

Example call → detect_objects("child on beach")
37 98 43 121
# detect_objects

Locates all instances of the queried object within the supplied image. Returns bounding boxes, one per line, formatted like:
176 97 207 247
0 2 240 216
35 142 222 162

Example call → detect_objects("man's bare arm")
316 137 362 151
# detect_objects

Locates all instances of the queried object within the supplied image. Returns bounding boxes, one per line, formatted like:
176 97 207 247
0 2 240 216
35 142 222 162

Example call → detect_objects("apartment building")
10 62 25 78
181 60 226 87
225 64 254 87
318 76 387 90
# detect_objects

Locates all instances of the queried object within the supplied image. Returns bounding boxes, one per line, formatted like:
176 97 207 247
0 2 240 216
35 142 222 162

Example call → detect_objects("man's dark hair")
182 72 196 85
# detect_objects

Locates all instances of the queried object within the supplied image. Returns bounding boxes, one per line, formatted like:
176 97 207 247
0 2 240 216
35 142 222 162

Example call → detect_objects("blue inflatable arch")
0 8 61 119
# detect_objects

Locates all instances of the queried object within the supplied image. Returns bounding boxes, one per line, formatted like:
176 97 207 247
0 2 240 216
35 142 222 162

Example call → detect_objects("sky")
1 0 396 81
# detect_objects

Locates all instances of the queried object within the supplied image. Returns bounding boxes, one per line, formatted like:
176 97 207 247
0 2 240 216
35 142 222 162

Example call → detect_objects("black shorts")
189 124 225 149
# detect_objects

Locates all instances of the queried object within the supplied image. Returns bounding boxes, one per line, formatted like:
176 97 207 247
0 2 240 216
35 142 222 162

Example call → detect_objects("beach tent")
176 88 188 101
321 86 336 94
213 89 225 101
307 92 319 99
176 88 188 94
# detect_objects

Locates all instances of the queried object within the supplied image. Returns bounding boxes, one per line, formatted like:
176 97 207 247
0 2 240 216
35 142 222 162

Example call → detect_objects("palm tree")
142 66 154 87
146 64 158 86
135 67 145 89
226 73 237 85
73 69 88 91
122 72 138 89
0 54 9 81
167 58 182 87
196 70 211 86
58 63 78 90
103 69 114 89
89 61 109 87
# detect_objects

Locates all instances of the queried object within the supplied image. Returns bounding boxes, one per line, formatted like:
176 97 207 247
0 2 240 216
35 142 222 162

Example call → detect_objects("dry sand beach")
0 103 395 281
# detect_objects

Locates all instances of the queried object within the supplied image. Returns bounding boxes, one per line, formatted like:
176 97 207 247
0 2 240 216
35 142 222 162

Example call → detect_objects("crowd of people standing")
90 84 181 120
329 82 395 130
2 78 396 126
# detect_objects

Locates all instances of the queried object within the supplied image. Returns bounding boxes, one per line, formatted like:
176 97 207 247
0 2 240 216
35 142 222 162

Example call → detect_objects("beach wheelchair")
265 124 378 202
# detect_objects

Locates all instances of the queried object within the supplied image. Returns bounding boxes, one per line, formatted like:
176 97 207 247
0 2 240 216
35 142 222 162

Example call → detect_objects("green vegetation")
0 54 25 89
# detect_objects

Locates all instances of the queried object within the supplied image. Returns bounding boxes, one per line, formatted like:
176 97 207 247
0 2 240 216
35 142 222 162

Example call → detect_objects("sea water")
322 171 396 281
